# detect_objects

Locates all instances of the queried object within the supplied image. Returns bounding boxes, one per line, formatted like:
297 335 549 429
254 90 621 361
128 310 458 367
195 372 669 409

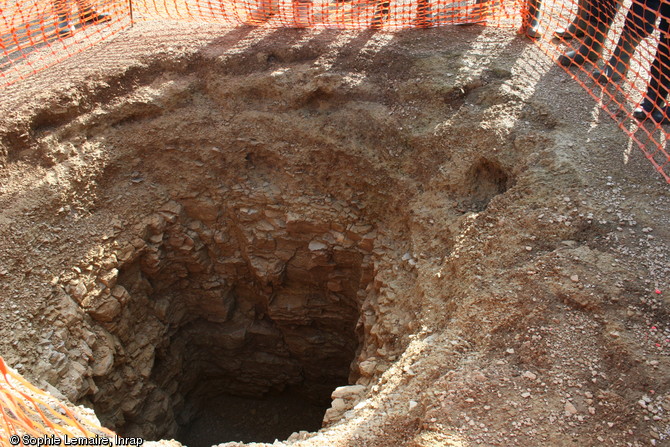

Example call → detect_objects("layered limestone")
51 193 388 439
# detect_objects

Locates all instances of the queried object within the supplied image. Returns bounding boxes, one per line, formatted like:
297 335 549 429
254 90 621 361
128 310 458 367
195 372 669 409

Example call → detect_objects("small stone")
92 347 114 376
331 385 366 400
70 282 88 301
85 294 121 322
111 285 129 301
570 274 579 282
506 348 515 354
308 240 328 251
523 371 537 380
565 402 578 416
521 392 531 398
409 400 418 411
331 398 346 412
358 360 377 376
353 400 368 410
98 269 118 287
472 371 487 382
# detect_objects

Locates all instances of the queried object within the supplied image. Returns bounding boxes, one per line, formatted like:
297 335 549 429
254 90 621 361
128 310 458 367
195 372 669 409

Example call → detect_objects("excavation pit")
2 23 670 447
30 46 429 443
1 28 546 447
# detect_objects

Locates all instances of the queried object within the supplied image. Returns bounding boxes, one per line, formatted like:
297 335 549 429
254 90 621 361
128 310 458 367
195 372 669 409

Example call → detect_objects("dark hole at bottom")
98 214 370 446
177 389 328 447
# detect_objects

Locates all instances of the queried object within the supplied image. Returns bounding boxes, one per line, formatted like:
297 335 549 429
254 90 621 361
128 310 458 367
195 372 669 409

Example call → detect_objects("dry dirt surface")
1 20 670 447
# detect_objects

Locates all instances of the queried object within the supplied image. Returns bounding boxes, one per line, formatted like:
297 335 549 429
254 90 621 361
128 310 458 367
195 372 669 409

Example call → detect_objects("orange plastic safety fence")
0 357 115 446
522 0 670 182
1 0 670 182
129 0 522 27
0 0 526 89
1 0 131 87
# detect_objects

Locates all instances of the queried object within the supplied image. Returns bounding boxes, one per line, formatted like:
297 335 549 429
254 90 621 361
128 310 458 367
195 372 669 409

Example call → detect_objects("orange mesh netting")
530 0 670 182
1 0 131 86
129 0 520 26
0 357 114 446
0 0 669 178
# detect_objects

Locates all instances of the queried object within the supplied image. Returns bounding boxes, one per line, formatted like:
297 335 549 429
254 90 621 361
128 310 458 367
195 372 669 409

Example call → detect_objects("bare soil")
1 21 669 447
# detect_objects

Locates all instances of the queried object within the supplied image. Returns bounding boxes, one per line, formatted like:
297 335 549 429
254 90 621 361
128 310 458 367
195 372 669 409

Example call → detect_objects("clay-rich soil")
1 21 670 447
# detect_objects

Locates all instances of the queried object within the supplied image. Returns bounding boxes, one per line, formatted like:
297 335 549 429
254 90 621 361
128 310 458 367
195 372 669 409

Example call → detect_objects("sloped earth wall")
0 25 670 447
